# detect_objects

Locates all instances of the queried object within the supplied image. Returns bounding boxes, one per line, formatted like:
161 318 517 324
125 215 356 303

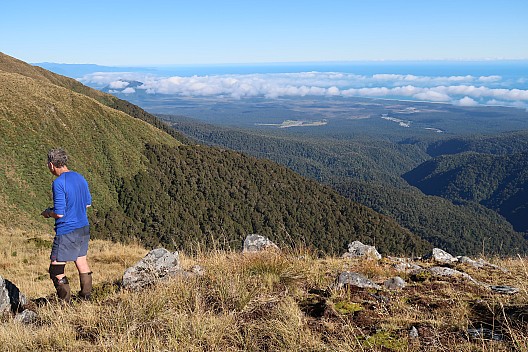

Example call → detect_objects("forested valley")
162 114 528 255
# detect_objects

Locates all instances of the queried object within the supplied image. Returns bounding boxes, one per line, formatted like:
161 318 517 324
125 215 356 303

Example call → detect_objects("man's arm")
41 207 63 219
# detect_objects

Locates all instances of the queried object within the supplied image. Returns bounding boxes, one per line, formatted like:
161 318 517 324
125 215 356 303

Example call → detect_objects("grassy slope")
1 227 527 351
0 69 180 230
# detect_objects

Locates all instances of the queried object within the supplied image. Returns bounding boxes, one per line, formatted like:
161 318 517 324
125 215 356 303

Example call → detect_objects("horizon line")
33 58 528 68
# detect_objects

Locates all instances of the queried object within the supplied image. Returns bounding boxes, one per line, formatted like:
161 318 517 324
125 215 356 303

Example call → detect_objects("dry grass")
1 227 527 351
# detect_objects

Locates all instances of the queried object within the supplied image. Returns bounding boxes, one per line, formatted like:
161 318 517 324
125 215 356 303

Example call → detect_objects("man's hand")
41 208 52 218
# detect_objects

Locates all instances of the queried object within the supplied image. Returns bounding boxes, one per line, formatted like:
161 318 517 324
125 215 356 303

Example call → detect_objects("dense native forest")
161 115 528 255
94 143 429 256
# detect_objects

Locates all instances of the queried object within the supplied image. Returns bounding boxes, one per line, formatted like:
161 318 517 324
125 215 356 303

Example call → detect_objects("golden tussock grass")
1 227 527 351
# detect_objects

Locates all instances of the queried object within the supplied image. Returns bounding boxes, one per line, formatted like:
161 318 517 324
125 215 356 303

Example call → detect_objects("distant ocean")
147 60 528 89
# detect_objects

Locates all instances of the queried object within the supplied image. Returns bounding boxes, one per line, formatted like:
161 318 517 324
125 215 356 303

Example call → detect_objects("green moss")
362 331 407 351
334 300 363 315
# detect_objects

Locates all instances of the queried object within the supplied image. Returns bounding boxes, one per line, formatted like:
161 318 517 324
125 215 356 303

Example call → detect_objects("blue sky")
1 0 527 65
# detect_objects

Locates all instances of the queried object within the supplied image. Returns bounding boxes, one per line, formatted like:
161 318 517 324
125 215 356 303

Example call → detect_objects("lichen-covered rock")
14 309 38 324
122 248 181 290
427 266 478 284
383 276 407 290
409 326 419 339
335 272 381 290
342 241 381 260
243 234 279 253
457 256 508 272
393 262 423 273
424 248 457 264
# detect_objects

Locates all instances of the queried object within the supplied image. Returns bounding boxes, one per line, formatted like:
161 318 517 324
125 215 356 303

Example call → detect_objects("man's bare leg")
75 255 92 300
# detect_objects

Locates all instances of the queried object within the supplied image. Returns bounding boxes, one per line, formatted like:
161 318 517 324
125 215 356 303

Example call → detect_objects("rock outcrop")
122 248 182 290
243 234 279 253
342 241 381 260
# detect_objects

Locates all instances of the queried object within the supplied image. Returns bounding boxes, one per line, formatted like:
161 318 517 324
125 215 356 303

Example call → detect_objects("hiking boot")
79 272 92 300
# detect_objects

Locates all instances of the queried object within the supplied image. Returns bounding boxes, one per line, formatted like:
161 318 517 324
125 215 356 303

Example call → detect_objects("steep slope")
0 53 427 255
102 143 430 255
404 152 528 233
0 70 180 229
426 131 528 157
0 52 191 144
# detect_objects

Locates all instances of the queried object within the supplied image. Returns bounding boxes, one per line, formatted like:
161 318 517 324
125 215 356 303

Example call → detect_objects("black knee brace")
49 264 68 285
49 264 65 278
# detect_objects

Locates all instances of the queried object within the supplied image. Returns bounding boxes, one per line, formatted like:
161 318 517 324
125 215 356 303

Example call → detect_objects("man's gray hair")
47 148 68 167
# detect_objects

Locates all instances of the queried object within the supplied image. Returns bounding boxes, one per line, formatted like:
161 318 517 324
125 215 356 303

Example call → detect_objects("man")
42 148 92 302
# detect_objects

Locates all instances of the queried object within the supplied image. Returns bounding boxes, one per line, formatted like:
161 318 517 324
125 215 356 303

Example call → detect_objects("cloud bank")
79 71 528 108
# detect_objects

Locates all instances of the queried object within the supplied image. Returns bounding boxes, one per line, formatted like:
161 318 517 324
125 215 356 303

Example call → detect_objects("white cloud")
478 75 502 82
413 90 451 102
121 87 136 94
108 80 130 89
457 96 479 106
78 71 528 107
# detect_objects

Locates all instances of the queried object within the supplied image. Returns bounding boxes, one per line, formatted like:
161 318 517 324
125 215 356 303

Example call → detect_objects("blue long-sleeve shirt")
52 171 91 235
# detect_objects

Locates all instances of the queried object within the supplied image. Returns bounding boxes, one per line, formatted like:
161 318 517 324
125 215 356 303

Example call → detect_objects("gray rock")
393 262 422 273
409 326 419 339
427 266 478 283
335 272 381 290
14 309 38 324
383 276 406 290
0 275 28 315
342 241 381 260
243 234 279 253
424 248 457 264
490 285 519 294
457 256 508 272
457 256 485 268
122 248 181 290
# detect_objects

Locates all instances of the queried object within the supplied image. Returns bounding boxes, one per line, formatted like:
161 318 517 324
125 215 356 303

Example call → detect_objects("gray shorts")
50 225 90 262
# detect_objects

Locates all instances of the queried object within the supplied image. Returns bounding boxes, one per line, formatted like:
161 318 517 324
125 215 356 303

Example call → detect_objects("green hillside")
0 52 427 255
0 69 180 229
99 143 429 255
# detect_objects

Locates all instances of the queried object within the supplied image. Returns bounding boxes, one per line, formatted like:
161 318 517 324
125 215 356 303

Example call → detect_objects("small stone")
336 272 381 290
14 309 38 324
409 326 419 339
490 285 519 294
243 234 279 253
383 276 406 290
191 265 205 276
